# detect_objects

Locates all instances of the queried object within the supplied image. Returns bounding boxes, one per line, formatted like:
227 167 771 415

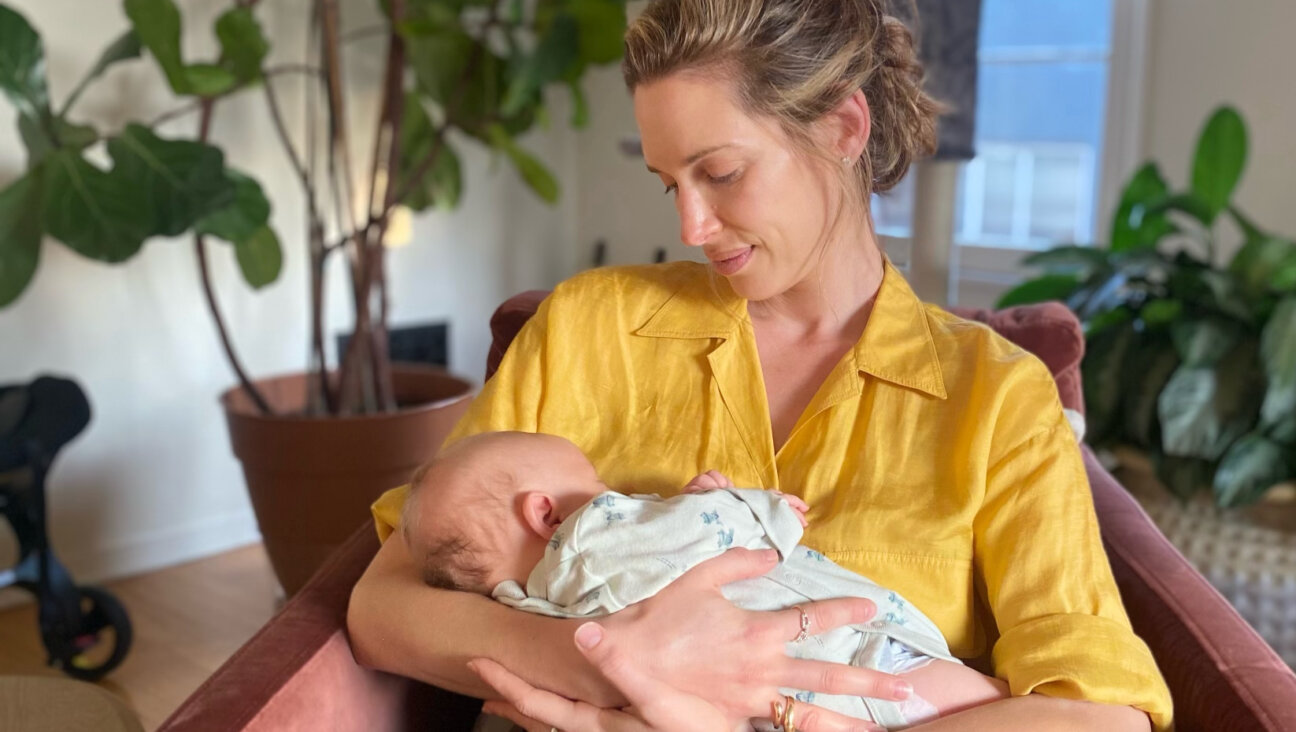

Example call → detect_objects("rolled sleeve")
976 410 1173 730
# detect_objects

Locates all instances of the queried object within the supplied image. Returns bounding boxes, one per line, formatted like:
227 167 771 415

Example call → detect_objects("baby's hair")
412 530 493 594
401 442 515 595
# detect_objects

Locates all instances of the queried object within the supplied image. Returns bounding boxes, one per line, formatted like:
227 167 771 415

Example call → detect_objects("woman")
348 0 1173 730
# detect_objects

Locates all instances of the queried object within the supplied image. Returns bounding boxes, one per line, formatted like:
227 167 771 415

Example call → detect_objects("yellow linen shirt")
372 259 1173 729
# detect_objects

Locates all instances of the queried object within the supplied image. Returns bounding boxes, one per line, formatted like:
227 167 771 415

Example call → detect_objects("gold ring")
774 694 796 732
792 605 810 643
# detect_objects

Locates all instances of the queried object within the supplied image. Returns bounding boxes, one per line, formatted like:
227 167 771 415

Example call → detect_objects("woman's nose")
676 189 721 248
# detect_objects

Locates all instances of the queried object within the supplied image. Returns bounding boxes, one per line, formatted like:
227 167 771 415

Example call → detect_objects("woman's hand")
473 620 886 732
471 622 736 732
489 547 906 731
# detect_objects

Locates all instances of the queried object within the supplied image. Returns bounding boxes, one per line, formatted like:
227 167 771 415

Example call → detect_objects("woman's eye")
710 171 739 184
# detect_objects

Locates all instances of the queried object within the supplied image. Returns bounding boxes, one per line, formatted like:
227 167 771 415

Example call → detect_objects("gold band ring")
771 694 797 732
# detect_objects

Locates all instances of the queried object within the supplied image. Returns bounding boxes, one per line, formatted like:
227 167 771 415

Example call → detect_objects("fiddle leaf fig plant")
0 0 628 415
1000 106 1296 508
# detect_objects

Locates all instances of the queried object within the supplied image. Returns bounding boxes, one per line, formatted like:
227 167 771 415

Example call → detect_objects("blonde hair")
623 0 942 205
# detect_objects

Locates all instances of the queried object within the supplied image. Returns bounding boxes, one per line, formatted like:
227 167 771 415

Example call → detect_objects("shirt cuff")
993 613 1173 731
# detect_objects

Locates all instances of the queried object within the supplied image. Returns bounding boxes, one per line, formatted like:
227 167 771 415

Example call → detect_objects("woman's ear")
521 492 561 538
832 88 872 161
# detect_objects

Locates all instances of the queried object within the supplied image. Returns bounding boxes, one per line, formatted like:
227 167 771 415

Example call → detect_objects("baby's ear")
520 492 559 538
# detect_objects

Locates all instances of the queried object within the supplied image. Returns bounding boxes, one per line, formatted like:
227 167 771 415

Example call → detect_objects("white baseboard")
0 511 262 611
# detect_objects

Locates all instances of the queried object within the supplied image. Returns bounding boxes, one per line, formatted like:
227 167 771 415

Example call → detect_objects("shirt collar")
635 258 947 399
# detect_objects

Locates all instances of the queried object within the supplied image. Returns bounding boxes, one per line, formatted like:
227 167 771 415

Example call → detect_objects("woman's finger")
470 659 601 731
775 597 877 640
779 698 888 732
780 657 912 702
479 700 549 732
678 547 779 589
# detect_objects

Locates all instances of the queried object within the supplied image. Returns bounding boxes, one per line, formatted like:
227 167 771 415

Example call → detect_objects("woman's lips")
710 247 753 276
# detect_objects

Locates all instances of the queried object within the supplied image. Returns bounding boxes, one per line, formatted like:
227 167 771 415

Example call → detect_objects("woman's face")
634 72 841 302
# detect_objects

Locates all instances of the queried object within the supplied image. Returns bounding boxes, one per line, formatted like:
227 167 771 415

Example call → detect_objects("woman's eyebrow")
645 143 737 174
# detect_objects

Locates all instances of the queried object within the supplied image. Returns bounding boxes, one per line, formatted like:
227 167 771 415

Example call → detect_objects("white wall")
1141 0 1296 261
0 0 579 599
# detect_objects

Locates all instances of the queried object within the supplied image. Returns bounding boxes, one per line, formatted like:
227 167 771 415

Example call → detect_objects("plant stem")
303 9 334 416
194 99 273 415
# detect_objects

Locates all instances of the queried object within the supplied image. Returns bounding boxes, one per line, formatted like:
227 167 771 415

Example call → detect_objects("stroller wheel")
54 585 133 682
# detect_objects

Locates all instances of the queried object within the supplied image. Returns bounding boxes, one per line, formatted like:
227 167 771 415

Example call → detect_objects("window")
873 0 1120 253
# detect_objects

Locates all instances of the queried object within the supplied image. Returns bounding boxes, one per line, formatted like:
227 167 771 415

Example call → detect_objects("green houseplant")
0 0 629 592
1000 106 1296 509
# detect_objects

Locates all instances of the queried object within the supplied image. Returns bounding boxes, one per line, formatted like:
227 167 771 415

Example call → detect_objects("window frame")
890 0 1151 291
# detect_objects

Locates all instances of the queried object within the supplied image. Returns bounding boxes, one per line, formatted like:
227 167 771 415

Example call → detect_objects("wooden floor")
0 544 278 731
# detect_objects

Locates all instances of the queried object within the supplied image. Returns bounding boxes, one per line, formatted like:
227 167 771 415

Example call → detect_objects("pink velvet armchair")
160 293 1296 731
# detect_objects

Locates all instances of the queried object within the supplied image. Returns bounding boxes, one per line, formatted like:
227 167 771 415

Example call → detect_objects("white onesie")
492 488 960 729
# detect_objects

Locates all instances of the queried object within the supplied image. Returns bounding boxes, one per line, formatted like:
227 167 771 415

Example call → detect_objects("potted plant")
0 0 628 593
1000 106 1296 510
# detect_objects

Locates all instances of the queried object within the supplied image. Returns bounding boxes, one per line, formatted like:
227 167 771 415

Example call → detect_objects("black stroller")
0 375 132 681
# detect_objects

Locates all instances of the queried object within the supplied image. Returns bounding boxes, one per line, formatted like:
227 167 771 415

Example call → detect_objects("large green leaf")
232 224 281 289
18 113 96 167
1191 106 1247 223
488 124 559 203
195 169 271 243
1122 336 1180 449
1258 298 1296 435
215 7 268 83
1022 245 1113 277
1111 163 1172 252
107 123 233 237
124 0 236 96
396 95 462 211
182 63 238 96
1070 270 1135 321
1200 269 1254 322
1082 320 1135 445
1229 235 1296 297
1146 192 1214 226
125 0 190 94
1170 317 1241 367
995 274 1081 308
1213 433 1290 508
408 28 503 130
42 150 151 262
1158 342 1263 461
0 170 44 308
61 29 142 115
501 11 579 117
0 4 49 119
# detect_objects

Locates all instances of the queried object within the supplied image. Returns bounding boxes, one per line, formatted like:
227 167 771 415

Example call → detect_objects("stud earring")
842 156 853 166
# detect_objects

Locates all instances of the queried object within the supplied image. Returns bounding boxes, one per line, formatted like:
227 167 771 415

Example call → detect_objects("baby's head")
401 431 607 594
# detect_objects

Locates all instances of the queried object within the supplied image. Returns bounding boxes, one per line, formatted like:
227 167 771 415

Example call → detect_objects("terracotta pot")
221 365 474 595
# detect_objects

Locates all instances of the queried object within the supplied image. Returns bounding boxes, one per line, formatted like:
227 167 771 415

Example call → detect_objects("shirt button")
871 620 886 629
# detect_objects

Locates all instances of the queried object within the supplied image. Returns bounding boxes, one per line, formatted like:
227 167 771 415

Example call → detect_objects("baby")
402 431 1008 730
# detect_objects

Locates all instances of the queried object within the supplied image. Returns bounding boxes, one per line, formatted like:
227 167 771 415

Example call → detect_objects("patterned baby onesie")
493 489 960 729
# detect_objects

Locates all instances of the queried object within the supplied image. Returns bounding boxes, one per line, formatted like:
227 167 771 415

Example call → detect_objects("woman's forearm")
346 535 627 707
907 694 1152 731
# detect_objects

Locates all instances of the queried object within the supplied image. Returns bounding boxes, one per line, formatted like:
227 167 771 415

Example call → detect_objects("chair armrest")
158 523 483 732
1085 447 1296 729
